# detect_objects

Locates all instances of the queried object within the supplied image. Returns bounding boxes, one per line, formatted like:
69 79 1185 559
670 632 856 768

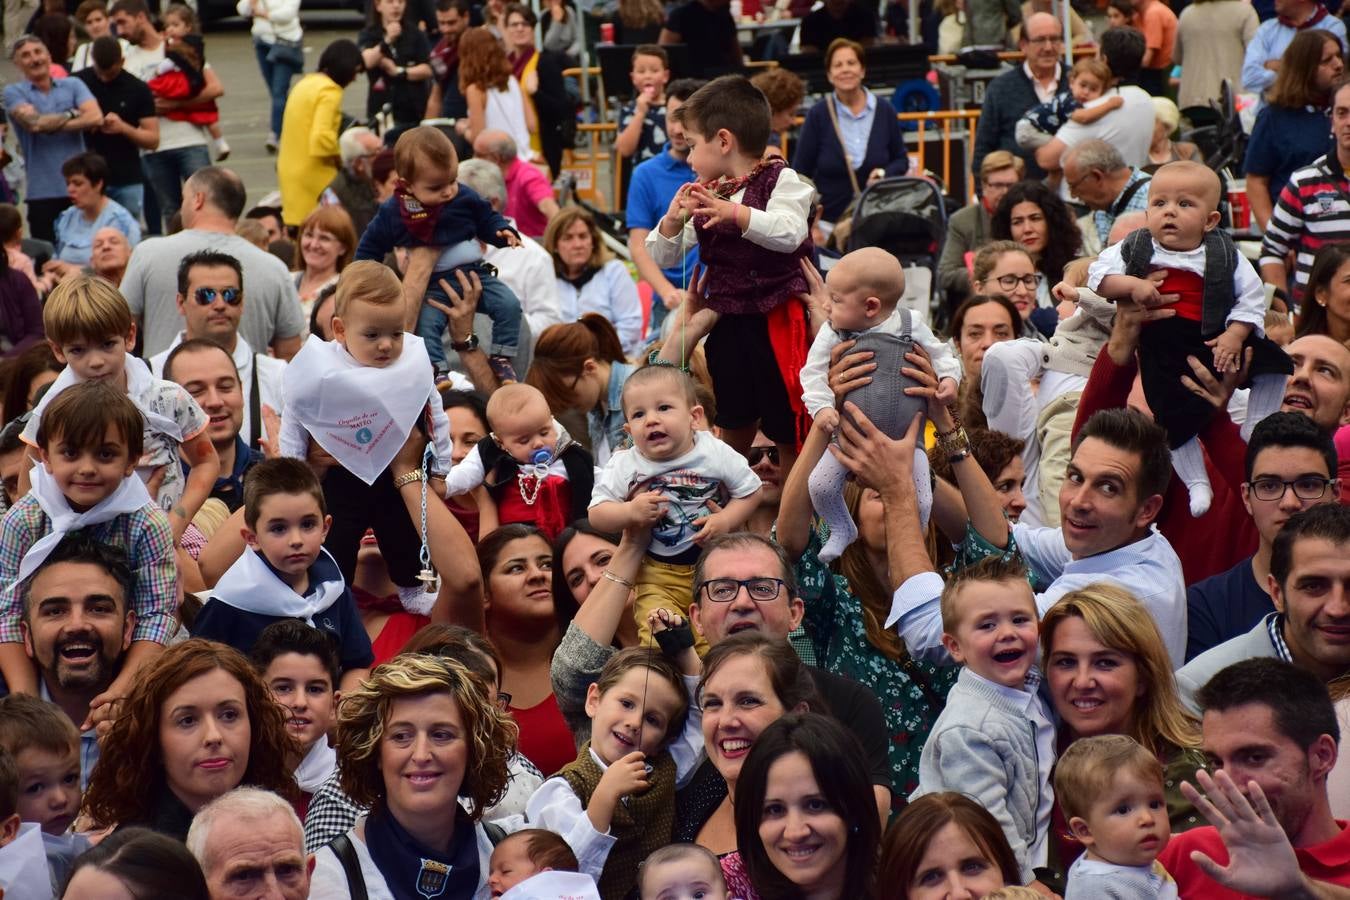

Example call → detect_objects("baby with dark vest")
1087 161 1292 516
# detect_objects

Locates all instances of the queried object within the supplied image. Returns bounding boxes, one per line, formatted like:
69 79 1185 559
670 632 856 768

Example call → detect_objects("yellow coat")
277 72 345 227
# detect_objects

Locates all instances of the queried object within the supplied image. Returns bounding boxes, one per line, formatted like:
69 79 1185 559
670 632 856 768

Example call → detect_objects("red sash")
766 298 811 449
1155 269 1204 323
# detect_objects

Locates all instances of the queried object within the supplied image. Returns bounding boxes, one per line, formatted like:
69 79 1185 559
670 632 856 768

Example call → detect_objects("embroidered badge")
416 859 451 898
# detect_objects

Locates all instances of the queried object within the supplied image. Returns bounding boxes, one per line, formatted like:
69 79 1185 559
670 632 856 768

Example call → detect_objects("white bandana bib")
19 462 153 583
209 546 346 625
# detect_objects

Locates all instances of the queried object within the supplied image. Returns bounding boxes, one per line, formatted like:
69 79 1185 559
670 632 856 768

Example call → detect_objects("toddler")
356 125 524 384
639 844 728 900
1088 161 1292 516
616 45 671 166
526 634 703 900
280 260 454 604
589 365 761 650
488 828 582 897
800 247 960 563
443 383 594 542
0 382 175 701
1056 735 1177 900
913 556 1055 889
1016 58 1124 151
0 745 53 899
156 4 228 159
647 74 814 464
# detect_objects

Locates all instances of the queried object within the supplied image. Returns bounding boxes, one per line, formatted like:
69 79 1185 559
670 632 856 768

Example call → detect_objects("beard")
43 631 118 693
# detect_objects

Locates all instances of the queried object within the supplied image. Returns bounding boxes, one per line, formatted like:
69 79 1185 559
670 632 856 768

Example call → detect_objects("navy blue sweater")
793 94 910 222
355 184 518 261
973 65 1070 181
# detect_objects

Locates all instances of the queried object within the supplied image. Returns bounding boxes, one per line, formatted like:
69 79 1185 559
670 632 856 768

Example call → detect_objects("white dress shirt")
150 332 287 446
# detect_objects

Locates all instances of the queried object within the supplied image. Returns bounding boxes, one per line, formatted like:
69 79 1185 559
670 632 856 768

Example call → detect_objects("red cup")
600 22 614 43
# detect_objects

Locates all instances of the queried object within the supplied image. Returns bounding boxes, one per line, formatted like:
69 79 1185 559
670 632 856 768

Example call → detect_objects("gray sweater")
549 621 618 747
913 667 1048 881
1175 615 1280 714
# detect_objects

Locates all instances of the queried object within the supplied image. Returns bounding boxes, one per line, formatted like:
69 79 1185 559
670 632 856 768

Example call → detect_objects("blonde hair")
333 260 402 318
43 275 133 346
979 150 1025 181
1151 95 1181 134
938 555 1030 633
1062 256 1095 288
1054 734 1162 822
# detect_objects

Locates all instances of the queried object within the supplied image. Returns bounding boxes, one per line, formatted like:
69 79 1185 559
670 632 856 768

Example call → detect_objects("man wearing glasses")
938 151 1025 303
1060 139 1151 248
973 12 1068 180
1187 414 1341 662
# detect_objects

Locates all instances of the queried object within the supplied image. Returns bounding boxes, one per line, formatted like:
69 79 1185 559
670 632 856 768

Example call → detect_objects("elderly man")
1061 139 1151 248
972 12 1068 179
121 167 304 359
187 787 312 900
3 36 102 242
86 226 129 284
320 127 384 236
472 130 560 238
147 250 285 450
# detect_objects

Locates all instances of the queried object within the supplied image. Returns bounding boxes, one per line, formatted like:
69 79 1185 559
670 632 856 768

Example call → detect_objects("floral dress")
795 525 959 798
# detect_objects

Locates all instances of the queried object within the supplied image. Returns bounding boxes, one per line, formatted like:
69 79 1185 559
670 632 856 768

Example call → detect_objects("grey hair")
186 788 303 870
459 158 508 209
1063 139 1126 175
339 126 378 168
486 131 518 163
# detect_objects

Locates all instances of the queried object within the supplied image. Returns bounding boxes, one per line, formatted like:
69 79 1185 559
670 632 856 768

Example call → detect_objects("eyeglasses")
992 274 1039 291
983 179 1018 193
748 446 779 467
193 286 241 306
697 577 787 603
1246 476 1336 502
1065 169 1100 192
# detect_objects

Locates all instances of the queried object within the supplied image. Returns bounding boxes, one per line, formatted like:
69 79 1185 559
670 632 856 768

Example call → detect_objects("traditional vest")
1119 227 1238 338
558 743 676 900
477 436 593 541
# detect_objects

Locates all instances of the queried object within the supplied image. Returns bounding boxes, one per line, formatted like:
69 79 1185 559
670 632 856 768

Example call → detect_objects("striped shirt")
1260 154 1350 304
0 495 177 645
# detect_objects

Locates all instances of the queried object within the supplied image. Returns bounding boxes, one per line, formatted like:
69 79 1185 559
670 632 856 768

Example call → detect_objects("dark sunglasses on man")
193 287 241 306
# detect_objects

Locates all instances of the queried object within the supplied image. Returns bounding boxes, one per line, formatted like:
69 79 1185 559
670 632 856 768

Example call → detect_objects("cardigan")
793 93 909 222
973 64 1070 180
937 201 989 296
1175 615 1282 714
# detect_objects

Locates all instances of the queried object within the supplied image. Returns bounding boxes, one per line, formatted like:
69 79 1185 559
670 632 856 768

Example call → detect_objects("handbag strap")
825 96 862 201
248 353 261 450
330 833 369 900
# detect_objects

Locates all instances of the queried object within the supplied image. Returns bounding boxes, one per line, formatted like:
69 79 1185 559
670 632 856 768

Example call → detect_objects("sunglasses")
193 287 241 306
748 446 779 467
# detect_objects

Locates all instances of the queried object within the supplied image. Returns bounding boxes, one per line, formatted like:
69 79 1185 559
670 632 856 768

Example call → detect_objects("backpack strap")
483 821 508 845
329 833 369 900
1201 229 1238 338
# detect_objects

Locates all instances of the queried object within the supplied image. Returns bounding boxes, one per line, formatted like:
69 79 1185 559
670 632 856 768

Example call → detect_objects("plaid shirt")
0 495 177 644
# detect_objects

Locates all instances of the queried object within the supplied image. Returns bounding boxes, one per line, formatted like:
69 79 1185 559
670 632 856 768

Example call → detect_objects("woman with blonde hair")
614 0 664 43
524 314 634 464
543 207 643 357
292 205 357 322
309 653 518 898
1145 96 1200 172
457 26 536 156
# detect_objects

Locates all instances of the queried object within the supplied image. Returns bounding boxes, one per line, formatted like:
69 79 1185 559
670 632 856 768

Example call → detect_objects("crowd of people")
0 0 1346 899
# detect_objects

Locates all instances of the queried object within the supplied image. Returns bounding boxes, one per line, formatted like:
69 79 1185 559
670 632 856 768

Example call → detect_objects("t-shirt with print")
619 100 667 163
590 430 760 562
121 39 210 151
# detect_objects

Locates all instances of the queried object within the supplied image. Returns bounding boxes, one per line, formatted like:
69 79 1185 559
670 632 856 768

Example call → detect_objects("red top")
496 473 572 543
1154 269 1205 323
1160 820 1350 899
510 692 575 777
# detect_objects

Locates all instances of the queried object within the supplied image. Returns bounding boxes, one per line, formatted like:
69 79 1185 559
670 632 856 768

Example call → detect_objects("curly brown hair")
82 640 298 828
458 26 512 93
335 654 516 819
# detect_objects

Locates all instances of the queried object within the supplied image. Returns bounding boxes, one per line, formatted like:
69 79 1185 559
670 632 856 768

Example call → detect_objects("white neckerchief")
501 871 602 900
294 738 337 794
208 547 346 625
18 463 152 582
282 334 436 485
0 823 53 900
35 355 183 442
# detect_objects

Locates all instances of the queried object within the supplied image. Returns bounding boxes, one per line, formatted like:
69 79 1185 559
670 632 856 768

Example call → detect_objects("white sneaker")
265 133 278 153
213 137 230 160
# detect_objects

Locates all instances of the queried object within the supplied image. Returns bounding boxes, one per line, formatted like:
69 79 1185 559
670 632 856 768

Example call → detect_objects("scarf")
34 355 183 444
294 738 337 794
18 462 153 582
395 181 445 244
0 824 53 900
364 805 480 900
1279 2 1328 27
698 157 786 204
208 547 346 625
509 46 534 82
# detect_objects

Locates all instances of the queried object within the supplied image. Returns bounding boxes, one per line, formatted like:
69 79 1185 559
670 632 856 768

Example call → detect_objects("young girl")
526 622 702 900
357 0 432 139
159 4 228 159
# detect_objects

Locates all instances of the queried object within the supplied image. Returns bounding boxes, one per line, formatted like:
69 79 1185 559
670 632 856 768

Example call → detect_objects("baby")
487 828 583 898
356 125 523 384
589 365 761 649
800 247 960 563
1016 58 1124 151
639 844 728 900
0 744 53 896
443 383 594 542
1056 735 1177 900
1088 161 1293 516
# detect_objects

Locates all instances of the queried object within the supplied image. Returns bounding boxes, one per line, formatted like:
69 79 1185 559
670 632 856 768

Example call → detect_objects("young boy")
526 623 702 900
20 275 219 539
355 125 524 383
589 366 760 649
0 744 54 900
487 828 581 897
280 261 455 608
1088 161 1293 516
1055 735 1177 900
913 556 1055 889
0 695 88 888
646 74 814 468
192 458 373 693
249 618 341 813
1016 58 1125 151
800 247 961 562
616 45 671 166
443 382 594 542
639 844 728 900
0 382 175 702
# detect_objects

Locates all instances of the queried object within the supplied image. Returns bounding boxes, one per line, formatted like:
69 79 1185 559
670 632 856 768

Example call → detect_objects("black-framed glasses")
697 577 787 603
993 274 1039 291
748 446 779 467
1246 476 1336 502
193 286 241 306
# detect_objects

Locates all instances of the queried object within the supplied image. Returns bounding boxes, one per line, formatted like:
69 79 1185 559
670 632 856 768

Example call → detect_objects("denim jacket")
587 361 635 466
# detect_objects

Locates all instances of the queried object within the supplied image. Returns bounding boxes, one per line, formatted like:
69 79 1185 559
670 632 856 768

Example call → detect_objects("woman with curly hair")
990 180 1081 331
81 640 297 840
308 653 518 898
457 26 536 157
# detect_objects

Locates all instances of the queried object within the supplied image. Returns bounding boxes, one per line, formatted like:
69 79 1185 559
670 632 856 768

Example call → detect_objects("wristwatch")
450 332 479 352
64 109 77 121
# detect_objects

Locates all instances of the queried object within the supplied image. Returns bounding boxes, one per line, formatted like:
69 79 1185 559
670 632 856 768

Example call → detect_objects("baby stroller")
845 176 948 328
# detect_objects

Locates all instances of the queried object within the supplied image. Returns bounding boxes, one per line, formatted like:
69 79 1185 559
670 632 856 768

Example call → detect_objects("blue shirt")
354 185 517 264
627 147 700 286
831 90 878 171
2 77 95 200
181 434 263 513
1244 104 1333 208
1185 555 1275 662
53 198 140 264
1243 14 1348 97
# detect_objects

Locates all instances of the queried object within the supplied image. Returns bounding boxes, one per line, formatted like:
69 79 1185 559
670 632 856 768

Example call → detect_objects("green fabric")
949 521 1047 592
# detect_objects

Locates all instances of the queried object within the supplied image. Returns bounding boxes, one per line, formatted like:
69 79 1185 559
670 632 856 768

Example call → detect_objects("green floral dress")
794 525 959 798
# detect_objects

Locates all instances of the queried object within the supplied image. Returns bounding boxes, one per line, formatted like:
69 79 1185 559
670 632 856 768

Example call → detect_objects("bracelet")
392 469 425 488
947 448 971 465
601 570 635 589
645 349 690 373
